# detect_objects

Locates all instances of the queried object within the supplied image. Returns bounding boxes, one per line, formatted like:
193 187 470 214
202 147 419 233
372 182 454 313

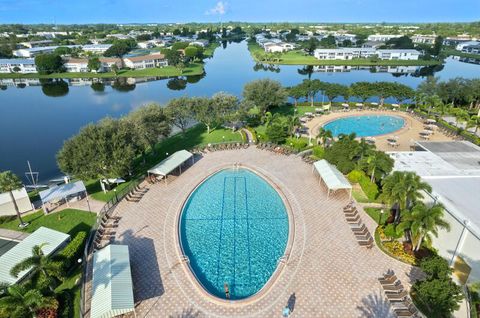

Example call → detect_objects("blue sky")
0 0 478 24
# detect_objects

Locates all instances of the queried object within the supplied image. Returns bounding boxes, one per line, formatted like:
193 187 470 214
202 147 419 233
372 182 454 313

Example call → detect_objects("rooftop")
416 141 480 172
0 58 35 64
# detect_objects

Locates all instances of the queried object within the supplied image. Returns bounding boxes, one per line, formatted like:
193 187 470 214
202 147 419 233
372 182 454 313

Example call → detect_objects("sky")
0 0 479 24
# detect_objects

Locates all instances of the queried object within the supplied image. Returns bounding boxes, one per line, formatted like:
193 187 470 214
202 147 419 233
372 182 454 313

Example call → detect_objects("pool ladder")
232 162 241 171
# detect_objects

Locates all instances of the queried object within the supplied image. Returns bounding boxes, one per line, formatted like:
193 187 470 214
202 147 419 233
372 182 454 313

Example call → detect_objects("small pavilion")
39 180 89 212
312 159 352 198
147 150 194 184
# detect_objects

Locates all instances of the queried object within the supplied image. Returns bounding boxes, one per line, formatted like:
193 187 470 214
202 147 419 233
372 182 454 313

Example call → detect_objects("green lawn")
248 42 442 66
0 63 204 79
364 207 383 224
85 124 243 202
352 188 370 203
0 209 96 236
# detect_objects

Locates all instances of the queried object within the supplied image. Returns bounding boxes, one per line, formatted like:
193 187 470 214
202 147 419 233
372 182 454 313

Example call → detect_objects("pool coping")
321 113 408 138
164 161 303 309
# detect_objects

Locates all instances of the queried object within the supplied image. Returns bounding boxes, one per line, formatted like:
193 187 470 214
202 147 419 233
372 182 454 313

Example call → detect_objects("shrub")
347 169 364 183
382 240 416 264
311 146 324 159
412 256 464 317
286 137 308 151
0 215 16 224
347 170 378 200
59 231 87 270
358 174 379 200
57 291 73 318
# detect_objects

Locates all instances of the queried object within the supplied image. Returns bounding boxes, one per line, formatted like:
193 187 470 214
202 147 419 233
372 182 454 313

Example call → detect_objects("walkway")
305 110 454 152
89 147 422 317
0 228 29 242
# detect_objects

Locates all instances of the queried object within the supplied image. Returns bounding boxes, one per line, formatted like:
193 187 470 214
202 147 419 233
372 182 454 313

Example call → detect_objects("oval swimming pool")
179 168 289 300
323 115 405 137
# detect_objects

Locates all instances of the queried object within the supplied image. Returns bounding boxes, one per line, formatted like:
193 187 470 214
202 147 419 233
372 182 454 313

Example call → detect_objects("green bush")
0 215 16 224
347 169 364 183
311 146 324 159
359 175 379 201
57 290 73 318
59 231 87 270
412 256 464 317
347 169 378 200
286 137 308 151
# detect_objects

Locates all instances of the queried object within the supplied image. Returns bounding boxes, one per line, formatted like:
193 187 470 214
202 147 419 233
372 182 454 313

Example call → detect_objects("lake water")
0 40 479 183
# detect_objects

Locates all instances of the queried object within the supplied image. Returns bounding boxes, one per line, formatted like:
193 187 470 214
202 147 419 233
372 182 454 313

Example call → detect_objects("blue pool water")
180 168 289 300
323 115 405 137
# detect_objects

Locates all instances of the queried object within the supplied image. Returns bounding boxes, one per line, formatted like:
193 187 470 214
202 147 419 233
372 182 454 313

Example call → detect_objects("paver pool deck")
306 110 454 151
88 148 424 318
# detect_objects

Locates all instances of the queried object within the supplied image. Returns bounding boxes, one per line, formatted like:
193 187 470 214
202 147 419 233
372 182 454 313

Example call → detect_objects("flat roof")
0 58 35 64
416 141 480 172
313 159 352 190
91 245 134 318
0 227 70 284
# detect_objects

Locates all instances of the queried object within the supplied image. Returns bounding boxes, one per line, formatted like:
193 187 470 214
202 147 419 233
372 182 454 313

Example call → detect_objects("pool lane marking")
215 176 228 289
243 176 253 289
232 176 237 294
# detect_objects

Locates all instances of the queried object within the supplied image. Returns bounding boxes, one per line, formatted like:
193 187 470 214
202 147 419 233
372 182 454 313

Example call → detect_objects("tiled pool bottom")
324 115 405 137
180 169 289 300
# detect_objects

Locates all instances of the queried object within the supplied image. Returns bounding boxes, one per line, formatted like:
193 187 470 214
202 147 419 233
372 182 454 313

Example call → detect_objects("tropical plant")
316 127 333 147
0 171 28 228
10 243 65 292
398 203 450 251
360 149 394 182
0 285 56 318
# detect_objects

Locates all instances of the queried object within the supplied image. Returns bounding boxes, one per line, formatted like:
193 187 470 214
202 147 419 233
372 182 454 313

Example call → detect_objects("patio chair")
358 238 374 248
355 232 371 241
382 280 404 291
384 288 406 296
378 275 398 285
349 222 365 230
344 209 358 217
385 290 408 300
393 305 418 317
346 214 361 222
352 227 369 236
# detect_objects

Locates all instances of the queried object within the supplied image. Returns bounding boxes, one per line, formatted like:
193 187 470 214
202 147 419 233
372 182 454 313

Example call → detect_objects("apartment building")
264 42 295 53
367 34 403 42
313 48 420 60
0 59 37 73
123 54 168 70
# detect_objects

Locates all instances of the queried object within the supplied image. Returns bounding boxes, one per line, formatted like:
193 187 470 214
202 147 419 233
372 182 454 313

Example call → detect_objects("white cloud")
205 1 227 15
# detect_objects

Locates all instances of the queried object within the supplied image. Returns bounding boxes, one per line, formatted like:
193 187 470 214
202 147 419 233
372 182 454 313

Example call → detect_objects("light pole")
114 188 118 202
379 209 384 225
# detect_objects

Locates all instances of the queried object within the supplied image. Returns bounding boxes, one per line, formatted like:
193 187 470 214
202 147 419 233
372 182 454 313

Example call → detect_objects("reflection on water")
0 40 479 183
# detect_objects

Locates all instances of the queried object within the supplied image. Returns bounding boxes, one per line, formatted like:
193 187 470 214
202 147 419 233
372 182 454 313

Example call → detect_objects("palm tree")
0 171 28 228
363 151 381 182
399 203 450 251
404 172 432 210
381 171 432 223
316 127 333 147
0 284 56 318
10 243 65 292
467 115 480 134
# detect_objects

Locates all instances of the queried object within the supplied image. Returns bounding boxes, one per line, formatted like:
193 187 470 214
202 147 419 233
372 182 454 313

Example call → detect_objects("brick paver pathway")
86 148 421 318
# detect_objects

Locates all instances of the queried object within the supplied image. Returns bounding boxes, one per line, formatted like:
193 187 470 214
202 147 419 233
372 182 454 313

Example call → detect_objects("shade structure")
147 150 193 179
312 160 352 198
91 245 135 318
0 187 33 216
391 103 400 107
0 227 70 284
39 180 86 205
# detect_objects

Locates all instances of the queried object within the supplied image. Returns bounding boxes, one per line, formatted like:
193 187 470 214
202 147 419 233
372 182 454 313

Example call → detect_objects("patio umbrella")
391 103 400 108
342 103 349 108
355 103 363 107
370 102 379 106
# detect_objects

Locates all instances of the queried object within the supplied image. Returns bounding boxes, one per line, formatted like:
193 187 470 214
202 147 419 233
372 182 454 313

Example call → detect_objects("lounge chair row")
378 270 420 317
343 204 374 248
256 143 296 156
93 213 121 250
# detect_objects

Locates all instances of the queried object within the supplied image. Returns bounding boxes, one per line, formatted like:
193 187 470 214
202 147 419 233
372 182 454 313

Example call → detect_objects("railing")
79 177 143 318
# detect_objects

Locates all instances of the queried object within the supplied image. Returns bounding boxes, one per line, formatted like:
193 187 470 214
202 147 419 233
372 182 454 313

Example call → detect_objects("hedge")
347 169 379 201
59 231 87 270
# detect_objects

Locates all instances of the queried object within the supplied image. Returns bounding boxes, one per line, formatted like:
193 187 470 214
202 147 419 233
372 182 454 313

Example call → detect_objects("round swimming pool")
323 115 405 137
179 168 289 300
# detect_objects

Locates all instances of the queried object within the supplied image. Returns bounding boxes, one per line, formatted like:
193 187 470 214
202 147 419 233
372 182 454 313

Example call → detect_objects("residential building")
63 58 89 73
106 34 132 40
138 41 155 49
412 34 437 44
361 41 385 49
314 48 376 60
456 41 480 51
98 57 122 72
313 48 420 60
367 34 403 42
462 45 480 54
123 53 168 70
81 44 112 54
444 35 476 46
190 39 209 47
0 58 37 73
264 42 295 53
13 45 81 58
389 141 480 284
18 40 54 48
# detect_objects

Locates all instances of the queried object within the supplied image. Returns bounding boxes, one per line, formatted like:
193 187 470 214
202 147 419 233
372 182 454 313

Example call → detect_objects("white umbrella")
342 103 349 108
391 103 400 108
370 102 379 106
355 103 363 107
